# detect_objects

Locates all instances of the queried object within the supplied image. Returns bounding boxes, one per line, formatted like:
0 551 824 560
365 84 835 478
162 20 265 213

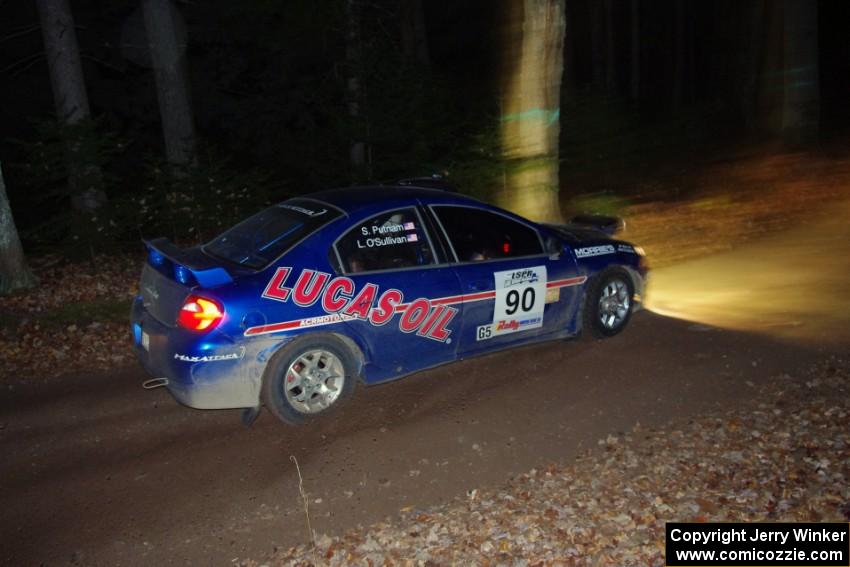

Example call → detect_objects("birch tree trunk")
0 163 37 295
782 0 819 144
499 0 566 223
37 0 105 212
142 0 197 166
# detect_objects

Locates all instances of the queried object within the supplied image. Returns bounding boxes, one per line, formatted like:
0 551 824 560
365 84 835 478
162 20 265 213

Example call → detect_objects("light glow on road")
645 200 850 345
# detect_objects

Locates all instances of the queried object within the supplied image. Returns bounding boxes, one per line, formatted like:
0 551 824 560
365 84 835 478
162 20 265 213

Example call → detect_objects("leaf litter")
241 357 849 566
0 255 139 380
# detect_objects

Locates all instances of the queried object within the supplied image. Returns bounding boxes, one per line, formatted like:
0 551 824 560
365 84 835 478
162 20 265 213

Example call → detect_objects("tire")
262 334 358 425
582 268 635 339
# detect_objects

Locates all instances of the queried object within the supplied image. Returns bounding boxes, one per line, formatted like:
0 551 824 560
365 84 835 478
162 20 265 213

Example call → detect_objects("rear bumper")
165 374 258 410
131 297 262 409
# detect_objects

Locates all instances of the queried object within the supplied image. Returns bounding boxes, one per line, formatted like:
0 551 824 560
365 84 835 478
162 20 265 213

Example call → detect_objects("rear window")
203 199 341 269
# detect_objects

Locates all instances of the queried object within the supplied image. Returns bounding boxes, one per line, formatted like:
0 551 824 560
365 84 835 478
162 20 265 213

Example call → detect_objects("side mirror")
545 235 563 260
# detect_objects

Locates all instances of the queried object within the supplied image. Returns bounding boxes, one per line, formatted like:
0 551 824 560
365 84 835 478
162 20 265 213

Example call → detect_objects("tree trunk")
782 0 819 144
741 0 765 131
759 0 785 134
38 0 90 123
142 0 197 166
0 163 37 295
37 0 105 212
561 0 576 100
630 0 639 101
685 1 696 103
499 0 565 223
604 0 616 93
672 0 685 111
346 0 367 174
591 0 604 89
400 0 430 67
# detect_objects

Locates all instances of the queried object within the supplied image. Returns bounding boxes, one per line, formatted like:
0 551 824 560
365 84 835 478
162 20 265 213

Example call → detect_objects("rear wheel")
582 269 634 339
262 335 357 425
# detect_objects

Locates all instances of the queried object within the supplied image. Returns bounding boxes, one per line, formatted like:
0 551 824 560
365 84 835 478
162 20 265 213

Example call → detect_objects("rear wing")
145 237 233 288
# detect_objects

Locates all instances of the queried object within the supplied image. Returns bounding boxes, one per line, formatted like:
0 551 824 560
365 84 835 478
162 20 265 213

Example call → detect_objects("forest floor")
246 357 850 566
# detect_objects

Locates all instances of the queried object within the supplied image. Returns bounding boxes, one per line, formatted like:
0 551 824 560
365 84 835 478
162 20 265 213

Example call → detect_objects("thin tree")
782 0 819 144
740 0 765 131
499 0 566 223
346 0 368 176
630 0 639 101
36 0 105 212
672 0 685 111
604 0 616 93
591 0 604 89
142 0 197 166
400 0 430 67
0 163 37 294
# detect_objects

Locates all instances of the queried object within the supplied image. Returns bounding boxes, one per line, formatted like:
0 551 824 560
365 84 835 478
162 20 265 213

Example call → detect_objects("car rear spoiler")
144 237 233 288
395 174 457 192
567 214 625 236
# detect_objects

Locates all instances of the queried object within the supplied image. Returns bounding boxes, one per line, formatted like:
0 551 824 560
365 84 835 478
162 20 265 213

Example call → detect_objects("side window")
335 208 435 274
433 206 543 262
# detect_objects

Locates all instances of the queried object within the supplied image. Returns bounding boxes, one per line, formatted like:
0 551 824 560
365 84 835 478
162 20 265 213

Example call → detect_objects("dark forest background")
2 0 849 258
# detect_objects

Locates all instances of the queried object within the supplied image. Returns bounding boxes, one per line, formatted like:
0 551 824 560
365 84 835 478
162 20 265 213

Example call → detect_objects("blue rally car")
131 182 648 425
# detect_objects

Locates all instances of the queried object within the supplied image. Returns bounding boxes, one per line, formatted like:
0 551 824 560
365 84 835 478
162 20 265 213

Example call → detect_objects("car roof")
304 184 484 215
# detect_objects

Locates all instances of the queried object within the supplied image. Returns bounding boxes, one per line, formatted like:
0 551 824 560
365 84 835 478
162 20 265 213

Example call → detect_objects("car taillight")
177 295 224 331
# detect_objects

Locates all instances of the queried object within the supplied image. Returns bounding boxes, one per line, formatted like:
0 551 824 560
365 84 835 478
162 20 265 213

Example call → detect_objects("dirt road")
0 310 836 566
647 198 850 345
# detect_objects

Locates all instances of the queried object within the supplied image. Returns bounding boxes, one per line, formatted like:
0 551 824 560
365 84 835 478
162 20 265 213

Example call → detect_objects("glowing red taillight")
177 295 224 331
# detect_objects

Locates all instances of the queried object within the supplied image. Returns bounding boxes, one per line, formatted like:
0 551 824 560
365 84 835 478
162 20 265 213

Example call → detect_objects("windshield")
203 199 341 269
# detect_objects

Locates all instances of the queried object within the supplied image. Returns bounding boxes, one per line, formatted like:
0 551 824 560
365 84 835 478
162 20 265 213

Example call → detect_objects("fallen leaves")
242 357 849 566
0 255 140 380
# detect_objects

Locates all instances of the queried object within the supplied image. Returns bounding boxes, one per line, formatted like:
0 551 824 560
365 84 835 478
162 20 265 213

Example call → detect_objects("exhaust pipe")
142 377 169 390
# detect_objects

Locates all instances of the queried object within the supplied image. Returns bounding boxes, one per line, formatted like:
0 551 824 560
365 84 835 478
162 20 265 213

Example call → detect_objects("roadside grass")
40 298 131 328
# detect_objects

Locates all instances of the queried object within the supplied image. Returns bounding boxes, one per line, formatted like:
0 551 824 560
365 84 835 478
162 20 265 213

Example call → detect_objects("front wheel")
582 269 634 339
262 335 357 425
